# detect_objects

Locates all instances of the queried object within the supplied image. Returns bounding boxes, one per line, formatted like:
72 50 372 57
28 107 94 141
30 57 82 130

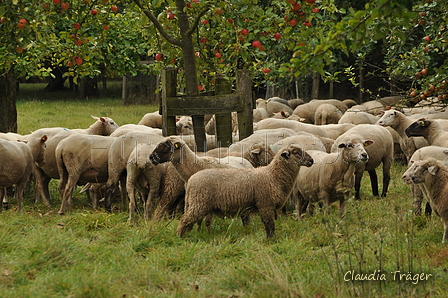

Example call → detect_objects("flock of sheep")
1 95 448 242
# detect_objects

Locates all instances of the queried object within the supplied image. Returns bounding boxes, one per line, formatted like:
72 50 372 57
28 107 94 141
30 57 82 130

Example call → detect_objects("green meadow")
0 83 446 297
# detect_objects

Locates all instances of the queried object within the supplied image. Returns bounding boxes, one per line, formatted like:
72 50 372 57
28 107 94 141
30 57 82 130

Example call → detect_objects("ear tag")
174 143 180 149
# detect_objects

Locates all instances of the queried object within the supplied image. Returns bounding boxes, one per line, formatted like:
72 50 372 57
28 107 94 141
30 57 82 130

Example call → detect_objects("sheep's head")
150 137 184 165
402 160 419 185
280 144 313 167
411 159 441 184
91 116 119 135
405 118 431 137
175 116 194 135
246 143 275 167
337 139 373 164
377 110 398 127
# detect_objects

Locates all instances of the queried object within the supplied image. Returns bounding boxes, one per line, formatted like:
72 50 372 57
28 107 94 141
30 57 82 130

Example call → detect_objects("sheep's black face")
150 141 174 165
281 146 313 167
405 119 430 137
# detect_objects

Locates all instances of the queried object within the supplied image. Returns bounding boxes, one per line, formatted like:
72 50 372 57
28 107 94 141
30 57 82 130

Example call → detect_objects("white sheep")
338 110 379 125
110 124 162 137
254 118 328 138
401 146 448 215
377 109 428 162
314 103 343 125
270 133 332 154
332 124 394 200
176 116 194 135
292 99 348 124
288 98 305 110
176 144 314 238
137 111 163 128
204 112 238 135
0 139 35 212
294 139 372 217
149 136 254 221
266 97 293 117
56 134 116 214
409 157 448 243
318 123 356 140
405 118 448 147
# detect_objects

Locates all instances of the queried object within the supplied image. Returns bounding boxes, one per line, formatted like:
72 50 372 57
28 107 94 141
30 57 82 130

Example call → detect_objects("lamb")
332 124 394 200
377 109 428 162
149 136 254 220
0 139 35 212
405 118 448 148
292 99 348 124
401 146 448 215
409 157 448 243
56 134 116 214
314 103 343 125
254 118 328 138
338 110 379 125
176 144 314 238
137 111 163 128
294 139 372 217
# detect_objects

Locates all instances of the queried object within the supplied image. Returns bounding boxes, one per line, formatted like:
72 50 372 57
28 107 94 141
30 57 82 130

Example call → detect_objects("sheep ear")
428 166 438 176
100 117 106 122
443 150 448 156
338 143 347 148
173 142 181 149
281 150 290 160
250 147 262 155
41 135 48 143
418 119 430 126
363 140 374 147
91 115 99 121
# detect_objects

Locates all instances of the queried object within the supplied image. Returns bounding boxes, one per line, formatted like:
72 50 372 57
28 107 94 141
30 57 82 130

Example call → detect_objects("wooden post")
312 72 320 99
161 68 177 136
236 69 253 141
214 76 233 147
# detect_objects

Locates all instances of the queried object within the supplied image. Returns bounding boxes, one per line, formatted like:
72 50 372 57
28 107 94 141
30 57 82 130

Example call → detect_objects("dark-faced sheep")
176 144 314 238
410 158 448 243
405 118 448 147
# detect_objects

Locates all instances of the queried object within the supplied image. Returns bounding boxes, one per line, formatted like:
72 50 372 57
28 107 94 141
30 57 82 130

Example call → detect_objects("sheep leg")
380 162 391 197
259 209 276 238
425 202 432 216
241 214 251 227
0 188 6 211
295 191 308 220
368 170 379 197
34 170 52 206
126 169 139 223
443 220 448 244
58 177 78 215
354 170 364 200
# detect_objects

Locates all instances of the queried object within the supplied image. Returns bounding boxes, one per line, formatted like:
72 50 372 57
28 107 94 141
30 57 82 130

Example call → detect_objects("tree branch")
132 0 183 47
186 4 211 37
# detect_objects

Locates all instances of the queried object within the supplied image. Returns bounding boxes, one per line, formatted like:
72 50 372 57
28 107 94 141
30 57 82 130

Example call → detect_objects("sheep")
254 118 328 138
338 110 379 125
204 112 238 135
176 116 194 135
110 124 162 137
149 136 254 221
270 133 333 154
288 98 305 110
56 134 116 214
272 111 290 119
319 123 356 140
105 131 165 212
377 109 428 162
378 96 403 107
405 118 448 147
357 100 384 115
138 111 163 128
401 146 448 215
253 104 269 122
332 124 394 200
0 139 35 212
27 116 119 204
409 157 448 243
314 103 343 125
0 132 27 142
294 139 372 217
292 99 348 124
342 99 358 108
176 144 314 238
205 142 275 168
266 97 294 117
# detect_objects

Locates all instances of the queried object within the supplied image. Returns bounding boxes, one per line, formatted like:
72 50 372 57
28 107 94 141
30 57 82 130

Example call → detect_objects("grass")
0 83 447 297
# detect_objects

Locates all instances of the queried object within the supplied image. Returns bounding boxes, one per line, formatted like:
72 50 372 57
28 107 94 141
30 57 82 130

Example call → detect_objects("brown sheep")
176 144 314 238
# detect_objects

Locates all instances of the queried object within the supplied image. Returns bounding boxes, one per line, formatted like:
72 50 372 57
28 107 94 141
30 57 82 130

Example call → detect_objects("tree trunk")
312 72 320 99
44 66 68 92
0 67 18 133
176 0 206 151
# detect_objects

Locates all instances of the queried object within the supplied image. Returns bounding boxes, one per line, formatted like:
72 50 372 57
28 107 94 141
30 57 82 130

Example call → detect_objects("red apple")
263 68 270 74
423 36 431 42
289 19 297 26
73 23 81 30
91 9 98 16
75 39 83 46
16 47 23 53
68 61 74 67
199 37 207 43
241 28 249 36
293 3 301 10
75 57 83 65
227 18 233 23
198 84 204 91
201 19 208 25
103 25 110 30
273 33 281 40
195 51 200 57
409 91 417 97
1 17 7 24
111 5 118 13
167 13 175 19
53 0 61 4
155 53 163 61
17 19 26 29
252 40 261 48
102 0 109 3
305 0 316 3
421 68 428 75
61 3 69 10
312 8 319 13
215 52 222 58
215 8 222 15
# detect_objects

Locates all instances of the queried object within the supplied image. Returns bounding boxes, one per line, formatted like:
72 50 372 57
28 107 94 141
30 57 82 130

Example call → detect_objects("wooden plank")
236 69 253 140
214 77 233 147
164 93 243 116
161 68 177 137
